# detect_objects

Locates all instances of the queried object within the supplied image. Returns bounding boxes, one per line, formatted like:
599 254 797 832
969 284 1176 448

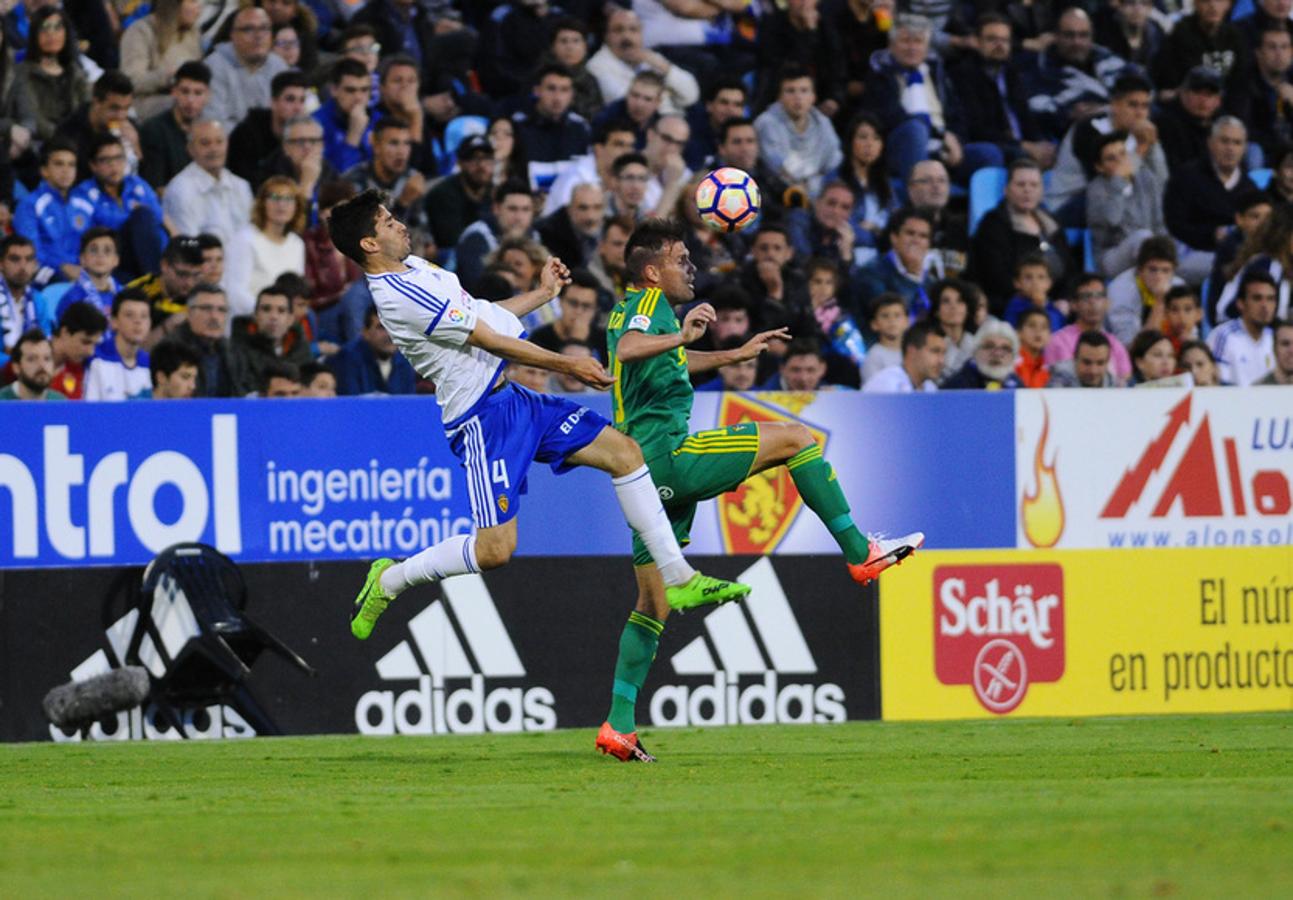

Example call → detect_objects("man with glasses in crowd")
170 283 255 397
206 6 290 133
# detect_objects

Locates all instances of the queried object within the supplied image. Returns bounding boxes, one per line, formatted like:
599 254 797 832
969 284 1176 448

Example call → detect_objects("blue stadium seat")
969 167 1007 236
1083 229 1096 272
1249 168 1272 189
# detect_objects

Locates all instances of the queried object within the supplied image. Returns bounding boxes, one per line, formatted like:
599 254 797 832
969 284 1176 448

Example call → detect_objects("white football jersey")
366 256 525 428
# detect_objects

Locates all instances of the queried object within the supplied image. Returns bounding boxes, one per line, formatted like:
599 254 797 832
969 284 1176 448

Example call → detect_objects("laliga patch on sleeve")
628 314 652 332
445 307 467 325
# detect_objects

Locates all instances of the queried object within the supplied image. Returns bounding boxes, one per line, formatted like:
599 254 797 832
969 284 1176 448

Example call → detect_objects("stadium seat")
969 167 1007 236
440 115 490 174
1249 168 1272 189
127 543 315 737
1082 229 1096 272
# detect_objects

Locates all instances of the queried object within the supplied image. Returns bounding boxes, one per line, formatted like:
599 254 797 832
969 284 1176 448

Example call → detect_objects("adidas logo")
648 559 847 727
51 578 255 742
355 574 556 735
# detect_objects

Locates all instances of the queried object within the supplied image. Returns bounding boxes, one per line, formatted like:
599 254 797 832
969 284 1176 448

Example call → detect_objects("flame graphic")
1021 400 1065 548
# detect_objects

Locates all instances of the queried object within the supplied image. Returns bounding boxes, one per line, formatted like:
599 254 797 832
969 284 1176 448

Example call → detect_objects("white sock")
612 465 695 587
380 534 479 597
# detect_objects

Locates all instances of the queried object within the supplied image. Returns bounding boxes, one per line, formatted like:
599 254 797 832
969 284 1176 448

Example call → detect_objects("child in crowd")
807 257 866 387
1004 254 1064 332
54 228 122 323
84 289 152 401
861 292 908 385
1162 286 1203 355
1014 307 1052 387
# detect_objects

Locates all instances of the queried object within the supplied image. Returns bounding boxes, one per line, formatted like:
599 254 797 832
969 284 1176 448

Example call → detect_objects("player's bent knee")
607 431 645 475
474 531 515 570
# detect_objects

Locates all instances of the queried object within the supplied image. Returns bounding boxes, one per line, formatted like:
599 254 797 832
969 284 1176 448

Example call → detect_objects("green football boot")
350 558 396 640
665 571 751 611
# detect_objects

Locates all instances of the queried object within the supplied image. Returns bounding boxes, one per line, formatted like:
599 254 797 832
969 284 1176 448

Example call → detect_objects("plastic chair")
969 167 1007 236
1249 168 1272 189
127 543 315 737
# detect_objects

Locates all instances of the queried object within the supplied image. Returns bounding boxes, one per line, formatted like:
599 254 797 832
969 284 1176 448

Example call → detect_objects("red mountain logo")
1101 394 1290 520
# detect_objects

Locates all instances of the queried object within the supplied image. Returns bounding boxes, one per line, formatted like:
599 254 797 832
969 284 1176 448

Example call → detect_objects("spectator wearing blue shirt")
14 138 83 282
1003 253 1067 333
314 58 374 175
69 133 166 279
54 227 121 322
328 305 416 395
512 64 592 193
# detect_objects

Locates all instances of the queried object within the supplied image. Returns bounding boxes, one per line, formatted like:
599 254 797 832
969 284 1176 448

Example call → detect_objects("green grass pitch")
2 714 1290 897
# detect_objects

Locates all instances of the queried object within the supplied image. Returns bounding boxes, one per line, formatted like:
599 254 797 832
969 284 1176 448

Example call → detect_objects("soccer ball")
695 167 761 233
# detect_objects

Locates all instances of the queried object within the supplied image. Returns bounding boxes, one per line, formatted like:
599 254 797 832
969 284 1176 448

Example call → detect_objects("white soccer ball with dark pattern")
695 167 761 233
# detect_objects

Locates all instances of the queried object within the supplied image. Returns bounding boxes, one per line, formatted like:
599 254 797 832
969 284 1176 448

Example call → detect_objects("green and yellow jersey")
606 285 693 461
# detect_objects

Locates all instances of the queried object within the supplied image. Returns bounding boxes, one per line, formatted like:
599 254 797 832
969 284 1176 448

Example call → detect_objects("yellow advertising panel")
880 547 1293 720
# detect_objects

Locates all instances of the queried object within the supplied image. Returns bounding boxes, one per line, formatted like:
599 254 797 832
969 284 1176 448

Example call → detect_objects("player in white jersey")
327 190 750 640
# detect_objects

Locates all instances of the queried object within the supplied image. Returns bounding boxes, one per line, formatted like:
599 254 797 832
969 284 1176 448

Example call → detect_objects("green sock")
607 610 664 733
786 444 870 565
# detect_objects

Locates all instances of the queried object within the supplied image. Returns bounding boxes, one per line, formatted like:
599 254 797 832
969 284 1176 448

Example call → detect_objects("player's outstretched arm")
495 257 572 318
617 302 715 364
467 319 614 389
685 327 793 375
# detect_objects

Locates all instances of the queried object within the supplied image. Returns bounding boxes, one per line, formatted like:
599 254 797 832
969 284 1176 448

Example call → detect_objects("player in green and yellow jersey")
595 218 925 762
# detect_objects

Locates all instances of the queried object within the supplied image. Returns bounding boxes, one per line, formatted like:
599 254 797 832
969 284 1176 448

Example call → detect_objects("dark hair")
629 69 665 90
299 360 333 387
776 63 813 91
593 117 637 145
1014 251 1050 277
79 226 118 255
271 70 310 98
196 233 223 251
604 213 635 236
1016 306 1051 330
363 305 382 328
887 207 933 239
149 339 201 384
558 338 593 354
1110 71 1154 98
1007 156 1043 182
931 277 972 315
805 256 841 284
709 283 751 311
1178 338 1215 363
1136 236 1178 267
1074 271 1106 291
163 235 204 266
174 60 212 86
1235 188 1274 216
1239 268 1278 299
378 54 419 84
1130 328 1172 363
1257 19 1291 42
547 15 584 40
902 320 944 353
563 268 601 295
610 152 648 177
318 179 358 211
534 62 574 85
330 57 370 85
842 112 892 206
752 222 791 244
1164 285 1200 309
372 116 411 138
93 70 134 100
87 132 125 162
976 11 1012 31
1094 130 1128 160
28 7 77 68
339 23 377 44
781 337 824 363
1076 329 1111 351
273 272 312 299
624 217 686 283
493 180 534 206
111 287 151 318
869 291 906 320
10 327 49 365
255 285 291 311
717 116 756 145
260 359 301 392
56 301 108 338
0 234 34 255
704 74 747 104
40 136 78 167
327 188 384 265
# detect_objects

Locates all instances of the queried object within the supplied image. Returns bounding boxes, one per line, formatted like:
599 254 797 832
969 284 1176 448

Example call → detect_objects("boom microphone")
42 667 151 729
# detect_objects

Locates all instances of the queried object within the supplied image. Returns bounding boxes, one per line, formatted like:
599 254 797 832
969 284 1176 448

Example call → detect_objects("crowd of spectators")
1 0 1292 403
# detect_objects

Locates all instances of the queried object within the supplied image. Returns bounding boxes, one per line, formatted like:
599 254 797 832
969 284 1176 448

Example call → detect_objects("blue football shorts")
446 383 609 529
